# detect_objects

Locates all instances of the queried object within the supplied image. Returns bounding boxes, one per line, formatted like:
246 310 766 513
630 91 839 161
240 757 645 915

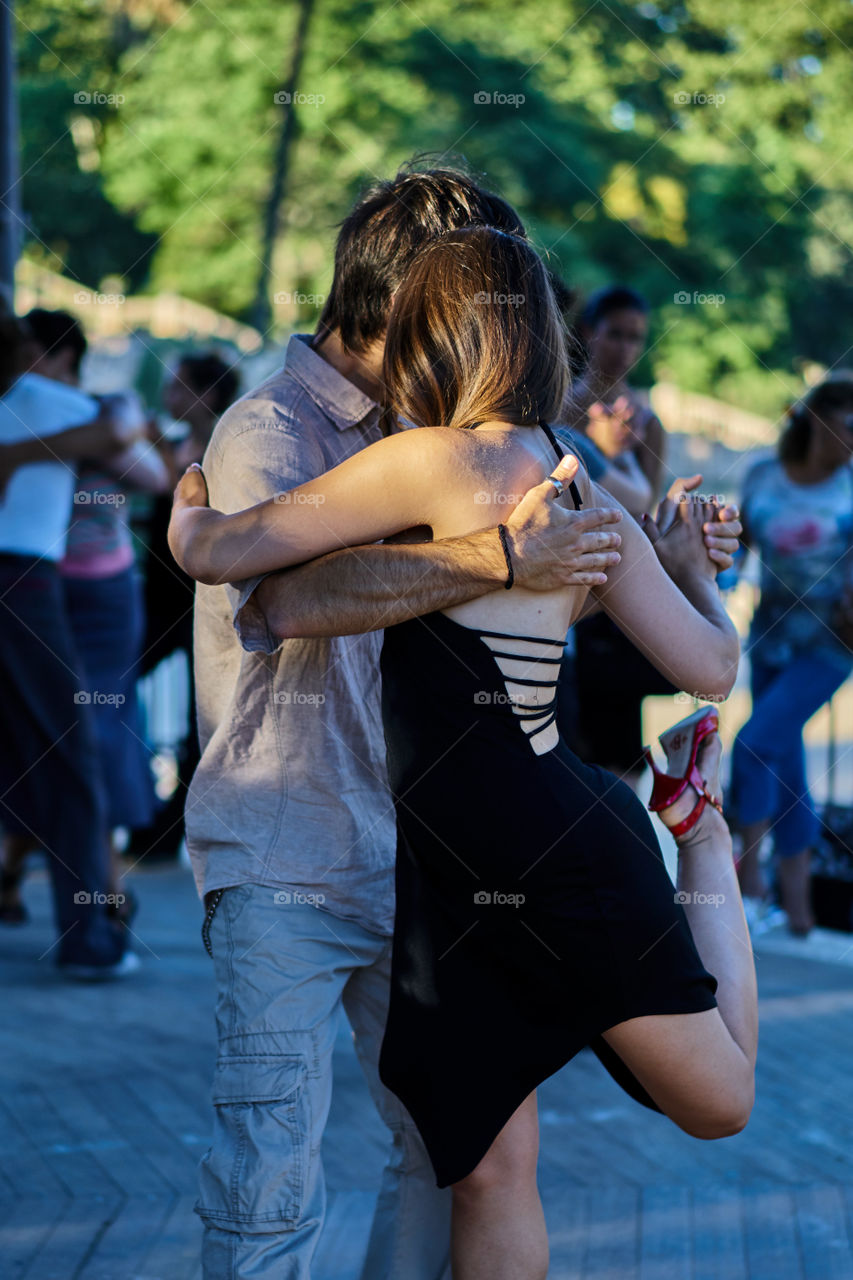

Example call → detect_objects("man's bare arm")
258 529 511 639
252 457 624 640
0 411 129 499
248 464 743 644
0 411 128 468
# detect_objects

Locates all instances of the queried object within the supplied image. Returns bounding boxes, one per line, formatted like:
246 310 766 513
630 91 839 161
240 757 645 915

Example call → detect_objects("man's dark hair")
23 308 87 375
177 352 240 416
0 302 31 397
316 160 527 354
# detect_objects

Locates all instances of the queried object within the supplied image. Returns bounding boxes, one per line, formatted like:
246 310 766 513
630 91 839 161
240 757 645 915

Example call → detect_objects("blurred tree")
16 0 158 290
14 0 853 415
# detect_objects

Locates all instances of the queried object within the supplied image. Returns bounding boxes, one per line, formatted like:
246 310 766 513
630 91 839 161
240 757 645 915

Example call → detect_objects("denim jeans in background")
730 651 851 856
199 886 452 1280
63 566 156 829
0 555 126 968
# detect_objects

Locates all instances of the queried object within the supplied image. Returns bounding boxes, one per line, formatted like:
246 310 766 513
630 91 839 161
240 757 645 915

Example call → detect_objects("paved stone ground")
2 863 853 1280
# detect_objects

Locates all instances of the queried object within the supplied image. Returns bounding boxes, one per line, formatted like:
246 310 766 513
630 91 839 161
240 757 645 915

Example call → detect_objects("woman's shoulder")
365 421 582 505
372 423 463 464
381 422 527 465
342 424 478 497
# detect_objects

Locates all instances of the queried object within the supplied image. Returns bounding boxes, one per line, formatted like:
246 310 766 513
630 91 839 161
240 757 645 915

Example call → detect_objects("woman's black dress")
377 425 719 1188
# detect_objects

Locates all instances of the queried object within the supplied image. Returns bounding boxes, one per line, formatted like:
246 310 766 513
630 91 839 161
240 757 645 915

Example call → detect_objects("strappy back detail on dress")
457 420 584 743
476 626 565 740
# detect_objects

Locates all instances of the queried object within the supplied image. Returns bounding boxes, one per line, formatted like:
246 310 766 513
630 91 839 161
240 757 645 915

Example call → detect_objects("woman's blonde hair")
383 227 569 430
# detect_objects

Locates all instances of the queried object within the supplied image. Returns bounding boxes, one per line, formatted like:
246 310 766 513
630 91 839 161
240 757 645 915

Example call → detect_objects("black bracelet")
497 523 514 589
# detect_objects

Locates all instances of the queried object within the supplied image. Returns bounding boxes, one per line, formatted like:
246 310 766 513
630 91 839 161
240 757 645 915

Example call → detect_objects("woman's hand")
173 462 210 510
701 500 742 570
652 474 742 572
641 491 720 584
168 464 230 583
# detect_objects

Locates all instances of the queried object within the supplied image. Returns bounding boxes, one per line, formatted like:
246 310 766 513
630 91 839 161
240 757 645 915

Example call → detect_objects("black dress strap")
539 421 583 511
476 626 565 647
538 419 565 463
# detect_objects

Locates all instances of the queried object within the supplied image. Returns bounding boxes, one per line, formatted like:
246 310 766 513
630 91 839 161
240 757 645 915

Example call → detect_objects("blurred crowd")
0 303 238 975
1 287 851 976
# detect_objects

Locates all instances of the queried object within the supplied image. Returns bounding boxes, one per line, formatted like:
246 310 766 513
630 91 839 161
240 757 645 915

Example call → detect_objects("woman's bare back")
414 422 595 754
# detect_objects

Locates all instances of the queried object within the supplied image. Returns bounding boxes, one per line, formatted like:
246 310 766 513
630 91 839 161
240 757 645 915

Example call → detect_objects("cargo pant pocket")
197 1055 308 1232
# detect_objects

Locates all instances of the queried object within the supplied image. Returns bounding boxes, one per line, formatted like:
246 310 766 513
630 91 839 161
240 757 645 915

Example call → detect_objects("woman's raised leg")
450 1092 547 1280
602 731 758 1138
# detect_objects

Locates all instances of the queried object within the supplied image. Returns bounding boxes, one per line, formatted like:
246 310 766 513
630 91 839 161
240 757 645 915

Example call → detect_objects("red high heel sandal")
644 706 724 840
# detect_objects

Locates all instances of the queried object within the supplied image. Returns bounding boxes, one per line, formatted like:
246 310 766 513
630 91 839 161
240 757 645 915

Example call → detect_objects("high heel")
644 706 724 841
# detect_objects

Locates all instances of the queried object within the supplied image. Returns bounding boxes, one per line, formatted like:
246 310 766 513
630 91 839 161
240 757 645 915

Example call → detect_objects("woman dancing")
169 228 757 1280
731 375 853 935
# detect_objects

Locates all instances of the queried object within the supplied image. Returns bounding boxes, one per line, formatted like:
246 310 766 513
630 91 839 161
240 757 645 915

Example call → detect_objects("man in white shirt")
0 307 137 977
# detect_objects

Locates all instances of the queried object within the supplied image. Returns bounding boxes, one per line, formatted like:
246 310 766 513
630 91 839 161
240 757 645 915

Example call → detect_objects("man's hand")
650 474 741 572
504 454 622 590
642 492 720 585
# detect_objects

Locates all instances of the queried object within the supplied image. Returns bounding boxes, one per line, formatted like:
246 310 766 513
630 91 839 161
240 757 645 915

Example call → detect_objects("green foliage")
15 0 853 415
16 0 157 289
